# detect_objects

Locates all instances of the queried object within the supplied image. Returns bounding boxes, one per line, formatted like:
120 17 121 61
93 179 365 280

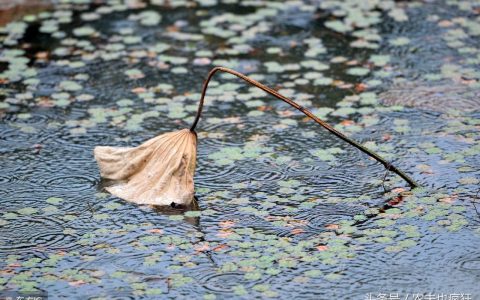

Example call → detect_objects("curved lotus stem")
190 67 418 188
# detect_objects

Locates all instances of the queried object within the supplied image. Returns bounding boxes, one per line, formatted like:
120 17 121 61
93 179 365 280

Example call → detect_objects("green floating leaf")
369 54 390 67
93 213 110 220
138 11 162 26
73 26 95 37
3 212 18 219
390 37 411 46
184 211 201 217
124 69 144 79
43 206 59 213
104 202 122 210
304 269 322 277
346 67 370 76
46 197 63 205
59 80 83 92
325 20 352 33
458 177 479 185
169 215 184 221
17 207 38 215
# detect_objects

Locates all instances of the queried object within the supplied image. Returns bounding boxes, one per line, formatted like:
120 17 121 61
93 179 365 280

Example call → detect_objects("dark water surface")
1 1 480 299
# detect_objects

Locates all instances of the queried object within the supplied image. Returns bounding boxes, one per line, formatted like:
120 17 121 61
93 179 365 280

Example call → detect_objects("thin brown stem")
190 67 418 188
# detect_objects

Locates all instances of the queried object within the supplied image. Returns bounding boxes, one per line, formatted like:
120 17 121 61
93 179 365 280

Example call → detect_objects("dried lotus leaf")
94 129 197 206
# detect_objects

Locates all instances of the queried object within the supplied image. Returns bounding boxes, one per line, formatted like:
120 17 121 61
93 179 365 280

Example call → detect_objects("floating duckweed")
136 11 162 26
17 207 38 215
390 37 411 46
93 213 110 220
458 177 479 185
346 67 370 76
59 81 83 91
73 26 96 37
46 197 63 205
169 215 184 221
124 69 145 79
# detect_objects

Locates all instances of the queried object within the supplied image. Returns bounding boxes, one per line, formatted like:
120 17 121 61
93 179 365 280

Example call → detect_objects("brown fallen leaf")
291 228 305 235
355 83 367 92
277 110 295 117
131 87 147 93
257 105 273 112
213 244 229 252
416 164 434 174
8 263 21 268
439 194 457 204
216 230 233 238
35 51 49 59
219 220 235 228
69 280 87 287
388 196 403 206
382 133 392 141
0 269 15 275
325 224 340 230
194 243 210 252
193 57 211 66
392 187 406 194
340 120 355 126
316 245 329 251
438 20 454 27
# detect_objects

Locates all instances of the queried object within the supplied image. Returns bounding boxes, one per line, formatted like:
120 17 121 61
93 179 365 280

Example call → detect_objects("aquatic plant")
95 67 417 206
95 129 196 206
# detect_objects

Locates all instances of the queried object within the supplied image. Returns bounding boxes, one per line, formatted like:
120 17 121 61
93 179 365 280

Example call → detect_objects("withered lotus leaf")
94 129 197 206
94 67 417 207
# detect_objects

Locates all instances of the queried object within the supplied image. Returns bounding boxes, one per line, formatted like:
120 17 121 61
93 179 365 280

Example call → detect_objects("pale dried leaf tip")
94 129 197 206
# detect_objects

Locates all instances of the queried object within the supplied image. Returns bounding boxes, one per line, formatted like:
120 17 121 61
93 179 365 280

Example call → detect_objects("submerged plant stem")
190 67 418 188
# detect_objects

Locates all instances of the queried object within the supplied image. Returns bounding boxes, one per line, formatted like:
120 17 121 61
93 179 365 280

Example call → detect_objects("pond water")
1 1 480 299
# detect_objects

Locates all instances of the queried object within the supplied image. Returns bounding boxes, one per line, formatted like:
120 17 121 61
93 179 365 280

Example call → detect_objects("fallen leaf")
340 120 355 126
193 57 211 66
392 187 406 194
131 87 147 93
216 230 233 238
325 224 340 230
439 195 457 204
257 105 273 112
355 83 367 92
219 220 235 228
35 51 49 59
388 196 403 206
69 280 87 287
194 243 210 252
382 134 392 141
213 244 229 252
8 263 21 268
291 228 305 235
438 20 453 27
